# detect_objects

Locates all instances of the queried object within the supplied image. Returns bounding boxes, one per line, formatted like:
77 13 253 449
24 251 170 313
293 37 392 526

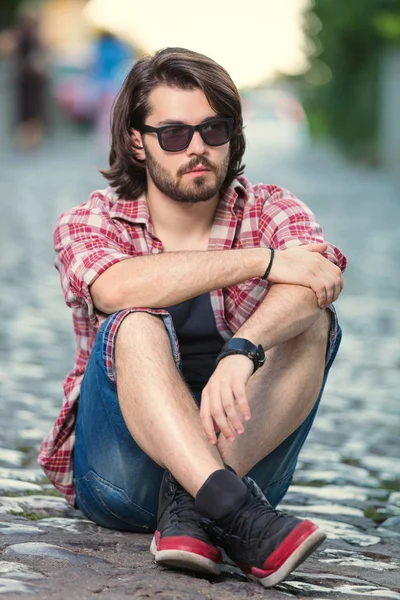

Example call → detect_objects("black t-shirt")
166 293 224 392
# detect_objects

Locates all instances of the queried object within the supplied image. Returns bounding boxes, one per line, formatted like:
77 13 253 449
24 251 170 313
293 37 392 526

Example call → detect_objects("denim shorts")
73 308 342 533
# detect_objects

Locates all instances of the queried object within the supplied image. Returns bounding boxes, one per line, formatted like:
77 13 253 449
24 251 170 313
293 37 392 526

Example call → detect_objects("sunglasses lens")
202 120 231 146
161 126 191 151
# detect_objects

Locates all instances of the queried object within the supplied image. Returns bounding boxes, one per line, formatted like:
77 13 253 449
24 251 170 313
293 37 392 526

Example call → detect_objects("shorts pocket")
75 470 156 532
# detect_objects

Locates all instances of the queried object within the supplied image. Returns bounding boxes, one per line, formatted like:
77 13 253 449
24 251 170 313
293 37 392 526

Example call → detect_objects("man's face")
136 86 231 203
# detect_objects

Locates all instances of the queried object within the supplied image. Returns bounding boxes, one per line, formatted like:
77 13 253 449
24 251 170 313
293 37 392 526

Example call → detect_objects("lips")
186 166 211 174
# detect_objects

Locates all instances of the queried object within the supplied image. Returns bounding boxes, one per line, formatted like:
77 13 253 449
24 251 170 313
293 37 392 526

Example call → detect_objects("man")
39 47 346 589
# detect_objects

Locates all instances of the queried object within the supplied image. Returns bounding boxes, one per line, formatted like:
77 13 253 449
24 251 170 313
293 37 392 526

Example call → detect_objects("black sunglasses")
139 117 234 152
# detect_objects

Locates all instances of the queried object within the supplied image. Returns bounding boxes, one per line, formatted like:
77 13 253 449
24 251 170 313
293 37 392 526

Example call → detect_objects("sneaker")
200 476 326 588
150 471 222 576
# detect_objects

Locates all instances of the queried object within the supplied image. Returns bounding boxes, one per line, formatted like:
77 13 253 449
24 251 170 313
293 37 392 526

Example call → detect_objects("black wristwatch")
216 338 266 374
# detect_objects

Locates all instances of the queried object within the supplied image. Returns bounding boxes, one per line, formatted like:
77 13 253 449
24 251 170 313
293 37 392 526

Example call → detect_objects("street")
0 117 399 599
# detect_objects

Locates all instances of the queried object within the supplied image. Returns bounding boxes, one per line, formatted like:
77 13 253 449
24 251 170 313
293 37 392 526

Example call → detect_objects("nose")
186 130 208 155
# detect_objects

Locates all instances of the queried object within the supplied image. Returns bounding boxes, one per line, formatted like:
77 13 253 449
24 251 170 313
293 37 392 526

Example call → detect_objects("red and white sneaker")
200 477 326 588
150 471 222 576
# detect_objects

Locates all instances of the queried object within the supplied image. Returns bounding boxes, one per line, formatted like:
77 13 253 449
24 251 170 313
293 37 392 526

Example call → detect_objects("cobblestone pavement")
0 118 399 599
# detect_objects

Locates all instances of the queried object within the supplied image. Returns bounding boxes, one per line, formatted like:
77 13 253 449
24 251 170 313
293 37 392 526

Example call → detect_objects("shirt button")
152 248 159 254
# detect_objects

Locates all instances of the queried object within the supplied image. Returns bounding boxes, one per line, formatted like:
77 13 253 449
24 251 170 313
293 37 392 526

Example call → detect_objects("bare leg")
124 312 331 584
115 313 224 498
218 310 332 476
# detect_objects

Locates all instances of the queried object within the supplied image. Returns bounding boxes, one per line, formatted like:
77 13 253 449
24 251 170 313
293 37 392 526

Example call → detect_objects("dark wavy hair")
100 47 246 199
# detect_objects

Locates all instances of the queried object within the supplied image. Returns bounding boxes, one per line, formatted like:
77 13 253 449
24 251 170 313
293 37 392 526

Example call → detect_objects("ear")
130 128 146 161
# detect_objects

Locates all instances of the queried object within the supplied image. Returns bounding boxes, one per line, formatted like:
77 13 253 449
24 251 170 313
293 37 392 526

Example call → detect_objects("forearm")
234 284 323 351
91 248 270 313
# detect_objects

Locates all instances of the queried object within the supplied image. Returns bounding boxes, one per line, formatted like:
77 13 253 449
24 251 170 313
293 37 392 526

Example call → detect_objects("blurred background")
0 0 399 562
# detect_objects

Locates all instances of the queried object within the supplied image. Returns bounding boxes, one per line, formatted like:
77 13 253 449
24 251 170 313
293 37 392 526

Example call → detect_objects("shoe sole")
249 527 326 588
150 536 222 576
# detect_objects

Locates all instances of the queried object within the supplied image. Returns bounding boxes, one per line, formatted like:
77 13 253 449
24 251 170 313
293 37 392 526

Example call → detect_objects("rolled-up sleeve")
54 200 132 315
259 186 347 271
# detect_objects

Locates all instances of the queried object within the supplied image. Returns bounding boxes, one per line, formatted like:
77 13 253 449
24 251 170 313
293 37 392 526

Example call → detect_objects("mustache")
178 156 216 176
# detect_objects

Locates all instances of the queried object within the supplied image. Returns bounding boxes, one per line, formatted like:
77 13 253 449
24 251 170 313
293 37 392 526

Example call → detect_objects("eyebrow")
155 116 218 126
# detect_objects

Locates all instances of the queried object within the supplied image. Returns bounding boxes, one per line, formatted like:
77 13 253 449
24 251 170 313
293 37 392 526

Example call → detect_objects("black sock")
195 468 247 521
224 463 237 475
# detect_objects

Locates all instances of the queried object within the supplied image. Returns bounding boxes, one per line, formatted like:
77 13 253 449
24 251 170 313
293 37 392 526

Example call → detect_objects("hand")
200 354 254 445
268 243 343 309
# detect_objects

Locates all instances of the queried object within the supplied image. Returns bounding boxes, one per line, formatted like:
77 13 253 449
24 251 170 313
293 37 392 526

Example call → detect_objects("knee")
117 311 168 346
115 311 176 365
280 309 331 357
304 308 332 344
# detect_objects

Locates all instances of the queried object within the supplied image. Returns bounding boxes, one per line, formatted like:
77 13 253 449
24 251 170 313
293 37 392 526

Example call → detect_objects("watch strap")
216 338 266 374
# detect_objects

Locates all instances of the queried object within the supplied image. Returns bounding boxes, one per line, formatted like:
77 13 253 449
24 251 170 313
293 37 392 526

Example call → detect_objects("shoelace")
169 483 201 523
204 491 290 548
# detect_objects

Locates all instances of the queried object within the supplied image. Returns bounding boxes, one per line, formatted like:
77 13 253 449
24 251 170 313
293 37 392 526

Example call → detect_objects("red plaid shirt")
38 176 347 506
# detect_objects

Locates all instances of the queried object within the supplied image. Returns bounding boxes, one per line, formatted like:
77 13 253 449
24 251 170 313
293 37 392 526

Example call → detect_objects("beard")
143 142 230 203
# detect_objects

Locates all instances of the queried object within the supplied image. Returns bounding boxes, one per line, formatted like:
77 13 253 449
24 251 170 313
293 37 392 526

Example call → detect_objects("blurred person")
39 48 346 589
0 7 48 150
90 29 133 152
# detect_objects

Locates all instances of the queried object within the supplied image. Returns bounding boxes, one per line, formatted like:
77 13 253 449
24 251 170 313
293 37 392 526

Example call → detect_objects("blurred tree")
303 0 400 162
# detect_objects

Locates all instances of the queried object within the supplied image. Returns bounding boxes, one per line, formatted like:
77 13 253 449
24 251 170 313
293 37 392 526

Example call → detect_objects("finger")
333 278 342 302
324 276 335 306
213 420 220 433
312 277 327 309
232 381 251 422
213 408 236 442
328 271 343 304
301 242 328 254
320 262 338 306
326 284 335 307
200 392 217 445
221 385 244 435
322 264 343 306
333 273 342 302
209 387 236 442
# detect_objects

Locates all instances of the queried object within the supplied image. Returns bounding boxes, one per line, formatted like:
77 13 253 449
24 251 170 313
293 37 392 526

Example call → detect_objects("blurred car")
241 88 310 151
